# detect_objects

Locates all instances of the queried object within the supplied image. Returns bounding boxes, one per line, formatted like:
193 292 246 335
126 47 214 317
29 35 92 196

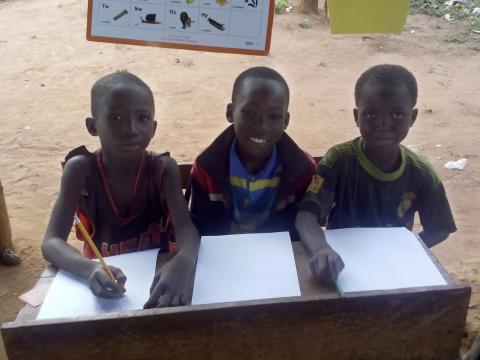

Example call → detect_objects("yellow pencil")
73 215 118 287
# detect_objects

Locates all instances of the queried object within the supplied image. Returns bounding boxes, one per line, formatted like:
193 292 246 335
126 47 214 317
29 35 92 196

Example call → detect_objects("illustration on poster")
208 18 225 31
141 14 161 24
180 12 193 29
113 9 128 21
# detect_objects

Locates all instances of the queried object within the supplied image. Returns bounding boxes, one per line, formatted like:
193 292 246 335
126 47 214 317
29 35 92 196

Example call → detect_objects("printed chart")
87 0 274 55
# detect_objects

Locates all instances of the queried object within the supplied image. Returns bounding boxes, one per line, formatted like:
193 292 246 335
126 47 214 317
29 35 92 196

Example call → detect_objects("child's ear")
284 112 290 130
152 120 157 137
353 108 359 126
85 117 98 136
226 103 234 124
410 108 418 127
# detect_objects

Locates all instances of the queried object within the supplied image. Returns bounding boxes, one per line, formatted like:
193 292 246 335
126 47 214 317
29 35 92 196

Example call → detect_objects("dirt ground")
1 0 479 357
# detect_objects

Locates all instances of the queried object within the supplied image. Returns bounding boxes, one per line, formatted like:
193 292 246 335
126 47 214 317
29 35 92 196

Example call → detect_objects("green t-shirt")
299 137 457 234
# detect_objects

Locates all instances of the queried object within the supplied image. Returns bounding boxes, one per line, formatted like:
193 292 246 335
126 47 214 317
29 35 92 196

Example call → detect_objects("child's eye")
139 115 150 122
242 109 255 117
110 114 122 121
392 112 404 119
366 112 377 118
110 114 123 121
270 114 282 121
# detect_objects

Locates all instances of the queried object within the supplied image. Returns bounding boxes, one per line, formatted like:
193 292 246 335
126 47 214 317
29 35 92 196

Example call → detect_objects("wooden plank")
2 285 470 360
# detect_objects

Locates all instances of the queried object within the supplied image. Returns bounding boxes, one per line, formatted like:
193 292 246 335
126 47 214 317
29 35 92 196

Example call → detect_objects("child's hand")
309 246 344 285
88 264 127 298
144 255 194 308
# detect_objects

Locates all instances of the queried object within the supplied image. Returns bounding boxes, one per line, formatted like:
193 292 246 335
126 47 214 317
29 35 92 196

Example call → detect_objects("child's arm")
295 210 344 284
296 153 344 284
418 181 456 248
42 156 126 298
144 156 200 308
418 230 450 248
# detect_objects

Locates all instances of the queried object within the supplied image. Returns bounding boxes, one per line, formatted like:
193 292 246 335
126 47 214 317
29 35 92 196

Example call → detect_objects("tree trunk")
300 0 318 14
0 179 13 251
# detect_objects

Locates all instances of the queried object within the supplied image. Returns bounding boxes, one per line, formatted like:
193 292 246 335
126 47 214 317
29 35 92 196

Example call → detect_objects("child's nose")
121 118 138 135
378 115 393 130
253 115 268 131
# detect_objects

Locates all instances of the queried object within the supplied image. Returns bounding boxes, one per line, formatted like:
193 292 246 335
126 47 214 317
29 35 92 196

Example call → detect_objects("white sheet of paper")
192 232 300 305
325 227 447 293
37 249 159 320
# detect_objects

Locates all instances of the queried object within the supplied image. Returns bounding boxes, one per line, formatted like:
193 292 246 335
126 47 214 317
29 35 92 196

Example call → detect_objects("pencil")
335 281 344 298
73 215 118 287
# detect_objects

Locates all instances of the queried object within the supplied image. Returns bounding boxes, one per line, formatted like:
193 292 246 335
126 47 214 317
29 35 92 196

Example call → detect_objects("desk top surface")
14 239 452 323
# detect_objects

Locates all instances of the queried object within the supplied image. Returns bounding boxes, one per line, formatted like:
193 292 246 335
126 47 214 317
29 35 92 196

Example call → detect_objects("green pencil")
335 281 344 298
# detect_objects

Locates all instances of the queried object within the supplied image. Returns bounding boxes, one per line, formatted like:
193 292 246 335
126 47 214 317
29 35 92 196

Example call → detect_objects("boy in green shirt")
296 64 457 284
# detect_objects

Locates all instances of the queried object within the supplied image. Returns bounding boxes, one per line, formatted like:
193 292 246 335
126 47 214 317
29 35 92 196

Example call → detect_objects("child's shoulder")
320 138 359 168
401 146 441 185
151 150 173 163
61 153 93 191
151 152 179 176
63 147 94 178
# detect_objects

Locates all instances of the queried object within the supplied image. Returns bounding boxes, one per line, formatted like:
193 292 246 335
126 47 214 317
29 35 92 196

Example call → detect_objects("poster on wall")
86 0 275 55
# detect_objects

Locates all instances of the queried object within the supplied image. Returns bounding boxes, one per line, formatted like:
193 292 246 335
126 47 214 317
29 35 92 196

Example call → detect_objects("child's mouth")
122 143 142 150
249 137 266 145
372 132 395 141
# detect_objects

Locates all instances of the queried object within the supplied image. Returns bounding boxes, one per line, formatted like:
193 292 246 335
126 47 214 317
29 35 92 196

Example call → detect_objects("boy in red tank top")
42 71 199 308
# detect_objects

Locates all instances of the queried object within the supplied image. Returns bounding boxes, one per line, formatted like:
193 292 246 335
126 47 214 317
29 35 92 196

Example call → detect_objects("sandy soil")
0 0 479 357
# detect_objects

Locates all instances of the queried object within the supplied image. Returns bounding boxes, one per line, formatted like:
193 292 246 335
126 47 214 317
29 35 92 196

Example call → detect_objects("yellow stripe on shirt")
230 176 281 191
230 176 248 189
250 177 280 191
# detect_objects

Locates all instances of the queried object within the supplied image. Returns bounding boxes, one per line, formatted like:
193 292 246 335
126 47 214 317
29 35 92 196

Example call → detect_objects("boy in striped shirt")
191 66 318 250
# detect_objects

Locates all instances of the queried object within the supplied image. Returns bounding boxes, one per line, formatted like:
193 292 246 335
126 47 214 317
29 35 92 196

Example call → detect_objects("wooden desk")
2 241 471 360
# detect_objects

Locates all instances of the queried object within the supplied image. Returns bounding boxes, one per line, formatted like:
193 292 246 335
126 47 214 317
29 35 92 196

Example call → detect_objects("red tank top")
64 146 174 258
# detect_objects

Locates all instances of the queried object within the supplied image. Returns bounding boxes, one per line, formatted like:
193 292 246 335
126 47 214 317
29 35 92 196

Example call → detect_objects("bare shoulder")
61 154 92 187
152 153 179 174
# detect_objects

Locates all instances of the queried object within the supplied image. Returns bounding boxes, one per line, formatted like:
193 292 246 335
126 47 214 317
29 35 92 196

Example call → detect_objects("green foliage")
299 19 311 28
410 0 480 43
410 0 445 16
275 0 288 14
410 0 480 18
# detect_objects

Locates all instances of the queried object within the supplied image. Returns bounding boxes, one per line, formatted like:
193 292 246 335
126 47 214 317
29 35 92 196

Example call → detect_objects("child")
42 72 199 308
0 179 21 265
296 64 457 283
190 67 328 278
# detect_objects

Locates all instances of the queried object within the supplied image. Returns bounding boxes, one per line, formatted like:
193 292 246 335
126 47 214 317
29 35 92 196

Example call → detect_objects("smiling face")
88 83 156 160
227 77 289 165
354 80 417 152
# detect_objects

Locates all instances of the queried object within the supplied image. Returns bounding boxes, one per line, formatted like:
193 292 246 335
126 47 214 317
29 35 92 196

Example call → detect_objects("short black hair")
232 67 290 106
91 71 154 117
354 64 418 106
